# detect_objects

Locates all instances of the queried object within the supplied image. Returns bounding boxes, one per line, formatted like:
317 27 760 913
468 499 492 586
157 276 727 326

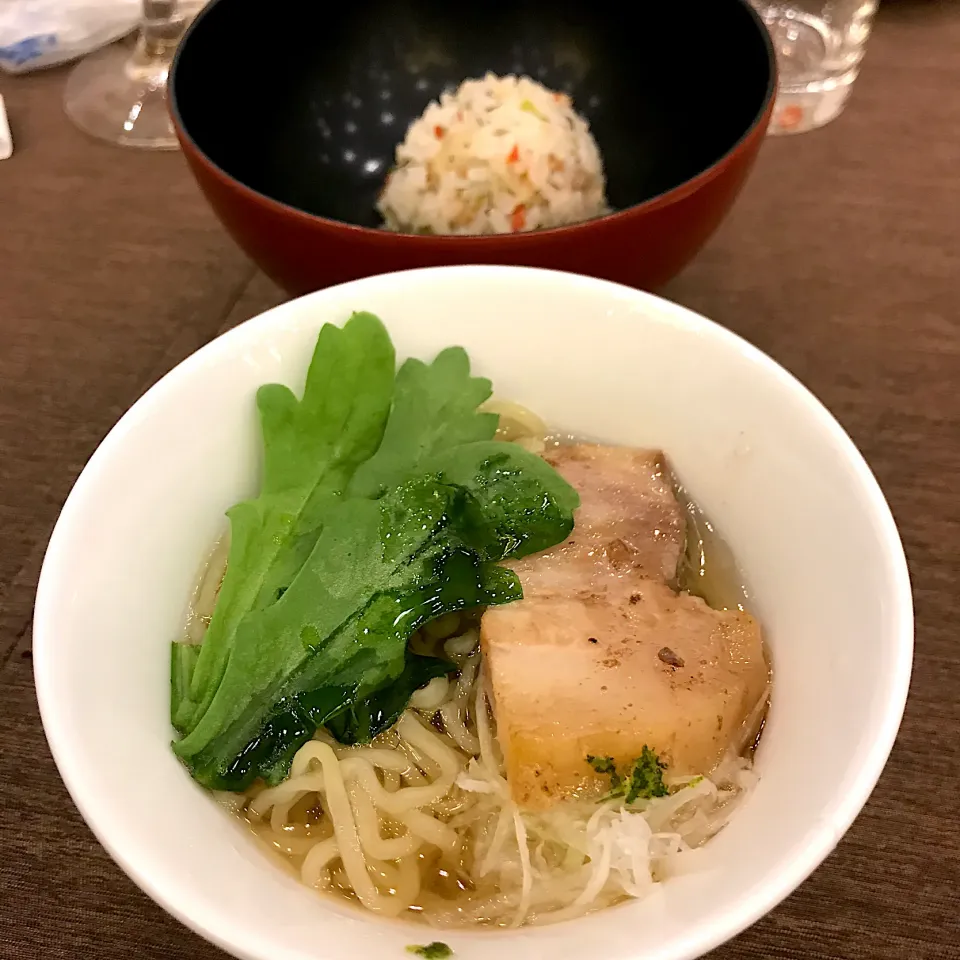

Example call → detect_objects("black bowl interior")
172 0 774 229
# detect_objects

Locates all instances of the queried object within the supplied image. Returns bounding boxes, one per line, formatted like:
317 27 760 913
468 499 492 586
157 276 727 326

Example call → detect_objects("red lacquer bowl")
170 0 776 296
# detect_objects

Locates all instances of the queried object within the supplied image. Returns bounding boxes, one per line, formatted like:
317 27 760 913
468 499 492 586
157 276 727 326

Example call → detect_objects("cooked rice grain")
377 74 609 236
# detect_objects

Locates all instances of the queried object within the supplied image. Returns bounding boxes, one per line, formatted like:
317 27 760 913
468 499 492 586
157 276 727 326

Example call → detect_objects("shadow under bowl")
171 0 776 294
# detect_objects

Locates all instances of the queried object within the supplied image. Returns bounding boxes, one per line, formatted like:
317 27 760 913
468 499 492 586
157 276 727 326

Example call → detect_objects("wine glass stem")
137 0 184 65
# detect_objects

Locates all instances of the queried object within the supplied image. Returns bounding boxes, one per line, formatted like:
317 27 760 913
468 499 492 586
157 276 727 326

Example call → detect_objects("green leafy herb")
406 943 453 960
586 754 622 793
253 346 502 619
171 316 579 790
421 441 580 561
347 346 498 500
174 327 508 738
624 746 669 803
173 313 396 734
176 479 496 787
175 453 575 790
325 652 456 745
586 747 669 803
170 642 200 723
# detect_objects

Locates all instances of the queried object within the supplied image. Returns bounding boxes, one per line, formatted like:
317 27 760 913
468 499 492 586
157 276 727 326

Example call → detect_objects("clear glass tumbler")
752 0 878 135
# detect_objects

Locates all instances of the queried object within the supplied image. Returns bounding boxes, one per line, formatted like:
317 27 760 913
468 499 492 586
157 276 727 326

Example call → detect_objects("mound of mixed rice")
377 73 609 236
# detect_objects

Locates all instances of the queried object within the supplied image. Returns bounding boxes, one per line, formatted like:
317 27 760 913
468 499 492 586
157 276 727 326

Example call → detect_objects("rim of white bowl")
33 265 914 960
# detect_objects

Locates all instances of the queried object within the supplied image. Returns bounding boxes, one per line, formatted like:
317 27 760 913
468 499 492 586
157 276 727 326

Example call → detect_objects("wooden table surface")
1 3 958 958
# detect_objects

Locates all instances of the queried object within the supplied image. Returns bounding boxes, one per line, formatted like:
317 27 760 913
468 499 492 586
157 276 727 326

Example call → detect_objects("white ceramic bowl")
34 266 912 960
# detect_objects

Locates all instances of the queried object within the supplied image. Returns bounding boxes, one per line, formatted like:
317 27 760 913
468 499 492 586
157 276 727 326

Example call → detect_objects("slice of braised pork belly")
481 443 768 809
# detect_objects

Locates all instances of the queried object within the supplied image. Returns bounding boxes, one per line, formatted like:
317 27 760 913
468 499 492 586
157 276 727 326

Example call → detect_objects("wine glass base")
64 40 179 151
